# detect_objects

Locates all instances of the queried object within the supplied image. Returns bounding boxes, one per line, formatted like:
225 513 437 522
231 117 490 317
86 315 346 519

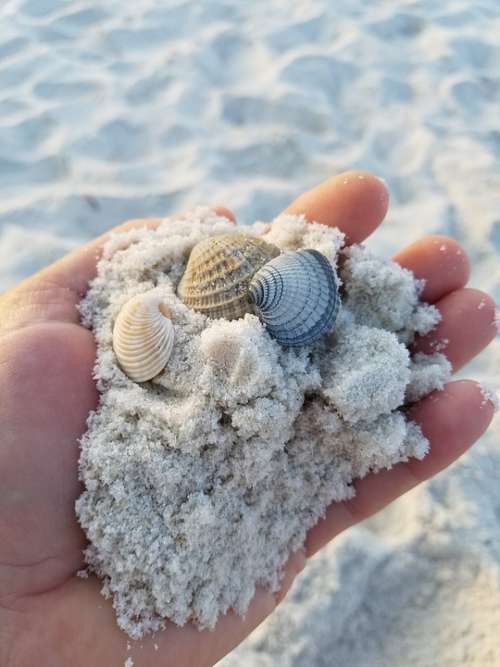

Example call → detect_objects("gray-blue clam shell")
249 249 340 347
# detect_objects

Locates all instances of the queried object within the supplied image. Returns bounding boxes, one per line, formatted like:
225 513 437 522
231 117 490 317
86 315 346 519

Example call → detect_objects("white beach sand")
0 0 499 664
76 210 447 638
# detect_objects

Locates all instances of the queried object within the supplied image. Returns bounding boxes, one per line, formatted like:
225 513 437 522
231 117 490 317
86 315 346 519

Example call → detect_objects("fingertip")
346 170 390 219
284 170 389 244
429 235 471 288
466 379 498 421
408 379 495 466
463 289 497 347
413 288 497 371
464 288 498 340
394 235 470 303
340 171 390 243
212 206 236 223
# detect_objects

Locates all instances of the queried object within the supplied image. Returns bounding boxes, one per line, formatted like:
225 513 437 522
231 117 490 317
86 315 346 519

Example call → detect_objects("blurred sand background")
0 1 498 665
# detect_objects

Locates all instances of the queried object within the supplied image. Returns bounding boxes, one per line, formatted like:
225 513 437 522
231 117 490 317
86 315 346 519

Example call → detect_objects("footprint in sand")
280 54 359 104
489 221 500 251
450 78 499 115
368 12 425 39
70 120 150 162
215 136 305 180
450 37 495 69
266 15 326 52
20 0 69 19
0 114 56 155
0 37 30 61
222 93 328 133
53 7 109 30
0 155 68 187
34 79 102 101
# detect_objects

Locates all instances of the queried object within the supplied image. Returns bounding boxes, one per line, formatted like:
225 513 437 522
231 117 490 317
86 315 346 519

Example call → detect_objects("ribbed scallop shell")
249 249 340 347
112 292 174 382
177 234 280 320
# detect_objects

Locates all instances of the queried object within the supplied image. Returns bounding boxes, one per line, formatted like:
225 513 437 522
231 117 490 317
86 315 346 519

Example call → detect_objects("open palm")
0 172 496 667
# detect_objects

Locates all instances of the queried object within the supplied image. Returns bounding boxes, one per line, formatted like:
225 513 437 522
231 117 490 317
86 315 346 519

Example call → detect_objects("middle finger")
412 287 497 372
393 234 470 303
392 234 495 372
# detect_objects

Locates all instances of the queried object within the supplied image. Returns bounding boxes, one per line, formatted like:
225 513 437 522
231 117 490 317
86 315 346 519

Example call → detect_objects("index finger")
43 170 389 300
283 170 389 245
1 168 389 332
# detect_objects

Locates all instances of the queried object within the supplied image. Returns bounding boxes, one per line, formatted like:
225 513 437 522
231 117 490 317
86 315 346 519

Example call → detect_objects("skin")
0 171 497 667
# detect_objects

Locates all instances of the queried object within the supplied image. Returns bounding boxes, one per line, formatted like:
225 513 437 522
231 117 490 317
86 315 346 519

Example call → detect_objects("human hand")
0 172 496 667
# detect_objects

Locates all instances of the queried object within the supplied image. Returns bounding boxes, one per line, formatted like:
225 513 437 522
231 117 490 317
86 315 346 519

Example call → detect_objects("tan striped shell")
112 292 174 382
177 234 280 320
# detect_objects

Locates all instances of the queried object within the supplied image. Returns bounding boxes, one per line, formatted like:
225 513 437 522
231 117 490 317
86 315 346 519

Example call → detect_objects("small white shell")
113 292 174 382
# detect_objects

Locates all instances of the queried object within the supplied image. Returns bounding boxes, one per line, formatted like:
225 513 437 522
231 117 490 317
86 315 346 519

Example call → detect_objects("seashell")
249 249 340 347
113 292 174 382
177 234 280 320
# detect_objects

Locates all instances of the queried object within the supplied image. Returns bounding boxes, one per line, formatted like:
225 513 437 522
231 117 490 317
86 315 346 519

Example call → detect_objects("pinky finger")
305 380 496 557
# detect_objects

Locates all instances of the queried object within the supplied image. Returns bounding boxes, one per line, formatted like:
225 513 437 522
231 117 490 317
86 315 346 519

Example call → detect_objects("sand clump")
76 208 450 639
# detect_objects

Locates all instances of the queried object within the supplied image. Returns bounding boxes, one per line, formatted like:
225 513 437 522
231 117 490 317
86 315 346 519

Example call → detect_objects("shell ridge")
178 234 280 320
113 292 175 382
249 248 340 346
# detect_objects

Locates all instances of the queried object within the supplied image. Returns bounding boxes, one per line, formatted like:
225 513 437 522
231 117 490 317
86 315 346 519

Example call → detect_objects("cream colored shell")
177 234 280 320
112 292 174 382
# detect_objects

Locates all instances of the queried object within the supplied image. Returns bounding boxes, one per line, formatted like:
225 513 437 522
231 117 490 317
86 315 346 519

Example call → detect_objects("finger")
284 171 389 245
0 207 236 333
412 288 497 371
211 205 236 224
305 380 496 557
393 235 470 303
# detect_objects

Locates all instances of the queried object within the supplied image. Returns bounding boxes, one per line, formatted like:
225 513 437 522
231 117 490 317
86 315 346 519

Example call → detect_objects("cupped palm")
0 173 496 667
